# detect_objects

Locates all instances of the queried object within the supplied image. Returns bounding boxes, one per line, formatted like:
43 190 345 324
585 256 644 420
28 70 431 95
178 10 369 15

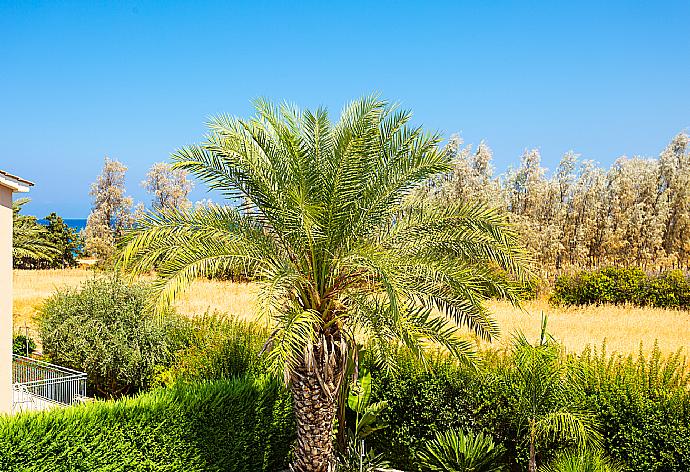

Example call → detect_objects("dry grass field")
13 269 690 359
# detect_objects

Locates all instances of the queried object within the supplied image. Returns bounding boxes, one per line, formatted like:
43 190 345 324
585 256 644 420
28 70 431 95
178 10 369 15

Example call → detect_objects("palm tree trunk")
289 332 347 472
528 437 536 472
290 364 339 472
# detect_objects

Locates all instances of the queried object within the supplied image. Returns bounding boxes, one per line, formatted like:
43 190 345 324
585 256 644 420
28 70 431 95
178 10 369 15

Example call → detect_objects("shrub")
366 355 521 471
155 312 268 386
418 429 506 472
542 450 624 472
575 344 690 471
0 377 294 472
12 333 36 357
550 267 690 308
365 345 690 472
37 276 192 397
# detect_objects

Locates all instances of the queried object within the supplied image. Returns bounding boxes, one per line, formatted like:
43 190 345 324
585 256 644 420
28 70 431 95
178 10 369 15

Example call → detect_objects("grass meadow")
13 268 690 359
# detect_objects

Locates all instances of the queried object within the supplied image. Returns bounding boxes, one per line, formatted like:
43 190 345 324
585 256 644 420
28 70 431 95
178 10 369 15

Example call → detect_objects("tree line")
37 130 690 276
415 132 690 276
12 159 195 268
83 158 194 262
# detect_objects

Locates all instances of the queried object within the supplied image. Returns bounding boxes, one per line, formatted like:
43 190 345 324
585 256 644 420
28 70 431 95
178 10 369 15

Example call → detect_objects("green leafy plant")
338 371 390 472
156 312 268 386
37 276 191 397
12 333 36 356
551 267 690 309
505 315 600 472
12 198 60 267
541 450 624 472
0 377 294 472
120 96 531 471
43 212 83 268
418 429 506 472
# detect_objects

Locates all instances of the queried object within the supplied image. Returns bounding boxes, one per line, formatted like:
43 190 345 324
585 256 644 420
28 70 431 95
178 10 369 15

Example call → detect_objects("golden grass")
13 269 690 358
173 279 259 322
484 299 690 358
12 269 94 333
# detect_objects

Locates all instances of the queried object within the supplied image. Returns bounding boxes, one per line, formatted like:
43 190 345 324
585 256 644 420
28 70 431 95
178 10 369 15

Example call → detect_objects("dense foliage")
12 200 82 269
366 345 690 472
134 315 690 472
12 333 36 357
416 132 690 273
10 308 690 472
119 96 531 471
0 377 294 472
42 212 83 268
551 267 690 308
37 277 191 397
156 312 268 386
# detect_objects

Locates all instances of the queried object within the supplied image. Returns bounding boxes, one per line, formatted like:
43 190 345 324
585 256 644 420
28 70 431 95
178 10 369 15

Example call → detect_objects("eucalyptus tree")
84 157 134 261
120 96 530 472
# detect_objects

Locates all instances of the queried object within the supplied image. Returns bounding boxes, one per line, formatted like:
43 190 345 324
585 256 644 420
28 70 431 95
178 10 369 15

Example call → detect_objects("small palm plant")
541 450 624 472
120 96 530 471
507 315 600 472
418 429 506 472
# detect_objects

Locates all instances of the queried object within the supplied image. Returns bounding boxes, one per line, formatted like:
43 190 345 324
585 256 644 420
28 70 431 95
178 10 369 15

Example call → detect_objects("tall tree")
141 162 193 210
120 97 531 472
84 157 134 261
12 198 59 267
658 133 690 268
421 132 690 273
43 212 82 268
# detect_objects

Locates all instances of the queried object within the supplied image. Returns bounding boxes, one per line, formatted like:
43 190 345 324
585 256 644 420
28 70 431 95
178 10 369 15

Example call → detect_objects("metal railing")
12 355 87 412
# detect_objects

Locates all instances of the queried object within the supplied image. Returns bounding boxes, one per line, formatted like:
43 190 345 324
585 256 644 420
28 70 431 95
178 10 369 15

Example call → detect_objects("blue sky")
2 1 689 218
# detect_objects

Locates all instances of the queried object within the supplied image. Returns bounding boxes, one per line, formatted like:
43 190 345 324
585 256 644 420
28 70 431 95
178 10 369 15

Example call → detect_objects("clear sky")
2 1 689 217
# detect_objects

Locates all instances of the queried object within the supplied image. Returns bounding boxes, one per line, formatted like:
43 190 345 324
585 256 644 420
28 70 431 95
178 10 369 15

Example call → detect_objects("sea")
38 218 88 232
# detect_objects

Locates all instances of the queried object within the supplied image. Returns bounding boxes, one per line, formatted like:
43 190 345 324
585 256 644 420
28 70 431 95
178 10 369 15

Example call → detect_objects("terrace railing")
12 354 87 412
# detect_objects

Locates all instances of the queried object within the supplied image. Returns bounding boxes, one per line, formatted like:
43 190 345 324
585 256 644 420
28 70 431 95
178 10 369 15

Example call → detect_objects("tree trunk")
528 438 536 472
290 364 339 472
289 333 347 472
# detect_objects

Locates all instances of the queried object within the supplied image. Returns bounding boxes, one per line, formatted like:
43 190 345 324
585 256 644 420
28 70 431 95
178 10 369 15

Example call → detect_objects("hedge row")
550 267 690 308
366 347 690 472
0 377 294 472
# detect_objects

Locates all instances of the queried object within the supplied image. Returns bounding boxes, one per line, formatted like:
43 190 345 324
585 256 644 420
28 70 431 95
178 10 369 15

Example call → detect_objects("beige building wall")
0 186 12 414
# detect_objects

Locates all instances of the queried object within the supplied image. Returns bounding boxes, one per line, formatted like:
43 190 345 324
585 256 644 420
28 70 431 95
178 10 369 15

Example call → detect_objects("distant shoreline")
38 218 87 232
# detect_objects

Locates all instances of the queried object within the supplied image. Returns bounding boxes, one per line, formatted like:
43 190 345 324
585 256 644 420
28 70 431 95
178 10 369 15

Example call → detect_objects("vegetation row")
551 267 690 309
0 377 294 472
12 277 687 472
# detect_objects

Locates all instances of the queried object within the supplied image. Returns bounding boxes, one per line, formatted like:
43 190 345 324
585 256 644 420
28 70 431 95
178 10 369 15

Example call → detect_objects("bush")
0 377 294 472
418 429 506 471
575 345 690 471
366 355 523 471
37 276 192 398
12 333 36 356
365 345 690 472
156 312 268 386
542 450 624 472
550 267 690 308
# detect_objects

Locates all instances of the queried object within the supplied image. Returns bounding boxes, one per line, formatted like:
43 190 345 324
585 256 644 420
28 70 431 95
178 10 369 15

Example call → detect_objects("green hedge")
0 377 294 472
365 347 690 472
550 267 690 308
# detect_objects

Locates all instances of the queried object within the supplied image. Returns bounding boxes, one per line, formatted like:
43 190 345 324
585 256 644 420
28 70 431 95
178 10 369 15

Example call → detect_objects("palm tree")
12 198 59 263
508 316 600 472
120 96 530 472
